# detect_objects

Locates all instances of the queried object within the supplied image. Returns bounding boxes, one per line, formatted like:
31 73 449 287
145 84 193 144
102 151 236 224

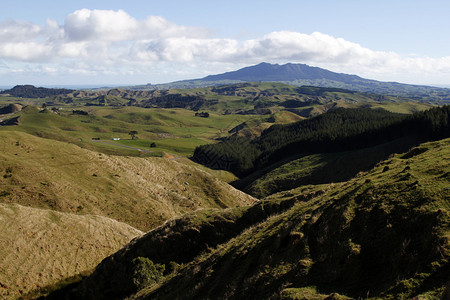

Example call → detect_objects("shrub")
131 257 165 290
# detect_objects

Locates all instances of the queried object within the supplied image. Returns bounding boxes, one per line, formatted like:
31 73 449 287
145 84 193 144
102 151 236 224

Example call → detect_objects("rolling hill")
0 131 255 231
48 137 450 299
193 106 450 197
0 70 448 300
0 203 142 299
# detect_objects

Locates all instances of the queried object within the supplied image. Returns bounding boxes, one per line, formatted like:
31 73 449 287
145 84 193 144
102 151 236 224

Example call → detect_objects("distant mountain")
0 85 75 98
133 63 450 103
202 62 362 82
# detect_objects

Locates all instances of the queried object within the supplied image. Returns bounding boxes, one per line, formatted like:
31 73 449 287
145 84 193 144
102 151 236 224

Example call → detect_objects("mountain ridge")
133 63 450 103
202 62 364 83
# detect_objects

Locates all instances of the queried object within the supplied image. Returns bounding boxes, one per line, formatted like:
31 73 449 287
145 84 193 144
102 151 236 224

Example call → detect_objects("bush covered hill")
194 106 450 195
0 203 142 299
241 137 420 198
0 85 75 98
0 131 255 231
48 137 450 299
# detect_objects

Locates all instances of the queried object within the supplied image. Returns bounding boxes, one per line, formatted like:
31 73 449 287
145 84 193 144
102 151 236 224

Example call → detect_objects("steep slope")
0 203 142 299
45 192 301 300
242 137 420 198
194 106 450 183
138 138 450 299
52 137 450 299
0 131 255 231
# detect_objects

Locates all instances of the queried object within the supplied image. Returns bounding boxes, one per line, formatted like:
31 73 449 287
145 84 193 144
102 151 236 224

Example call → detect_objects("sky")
0 0 450 87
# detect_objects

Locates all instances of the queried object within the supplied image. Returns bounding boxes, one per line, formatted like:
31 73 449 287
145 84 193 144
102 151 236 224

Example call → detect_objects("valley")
0 66 449 299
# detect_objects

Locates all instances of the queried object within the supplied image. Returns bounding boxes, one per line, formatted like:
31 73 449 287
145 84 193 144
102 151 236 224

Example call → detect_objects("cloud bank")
0 9 449 84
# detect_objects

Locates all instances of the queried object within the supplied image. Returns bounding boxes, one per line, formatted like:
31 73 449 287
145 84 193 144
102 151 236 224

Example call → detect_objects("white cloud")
63 9 208 42
0 20 43 42
64 9 138 41
0 42 52 61
140 16 209 39
0 9 449 84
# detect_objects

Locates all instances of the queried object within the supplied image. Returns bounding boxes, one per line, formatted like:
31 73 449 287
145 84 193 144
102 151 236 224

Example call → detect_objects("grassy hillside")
54 137 450 299
170 82 434 114
0 203 142 299
141 138 450 299
45 192 300 299
0 105 270 156
241 136 420 198
0 131 255 231
0 83 434 159
195 106 450 187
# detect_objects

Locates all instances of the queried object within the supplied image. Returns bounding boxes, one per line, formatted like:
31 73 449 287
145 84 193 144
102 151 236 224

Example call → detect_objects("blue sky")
1 0 449 86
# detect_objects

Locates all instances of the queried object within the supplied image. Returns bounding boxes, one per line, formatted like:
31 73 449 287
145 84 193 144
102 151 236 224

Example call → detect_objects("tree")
129 130 138 140
195 112 210 118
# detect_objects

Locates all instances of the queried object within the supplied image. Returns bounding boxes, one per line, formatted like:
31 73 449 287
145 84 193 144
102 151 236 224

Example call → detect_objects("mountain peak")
201 62 361 82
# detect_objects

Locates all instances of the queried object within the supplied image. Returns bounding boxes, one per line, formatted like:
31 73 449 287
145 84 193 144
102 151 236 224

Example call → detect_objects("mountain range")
133 62 450 103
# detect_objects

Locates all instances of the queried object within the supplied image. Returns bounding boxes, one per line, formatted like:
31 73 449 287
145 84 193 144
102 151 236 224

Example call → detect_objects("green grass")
0 131 256 231
126 138 450 300
0 105 264 156
0 83 434 157
41 137 450 300
242 137 421 197
281 286 352 299
116 137 208 156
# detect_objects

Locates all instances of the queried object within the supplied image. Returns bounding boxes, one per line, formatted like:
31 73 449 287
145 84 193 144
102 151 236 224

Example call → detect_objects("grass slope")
60 137 450 300
242 136 420 198
0 203 142 299
0 131 255 231
48 138 450 299
175 82 434 114
1 105 267 156
136 138 450 299
45 193 301 299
